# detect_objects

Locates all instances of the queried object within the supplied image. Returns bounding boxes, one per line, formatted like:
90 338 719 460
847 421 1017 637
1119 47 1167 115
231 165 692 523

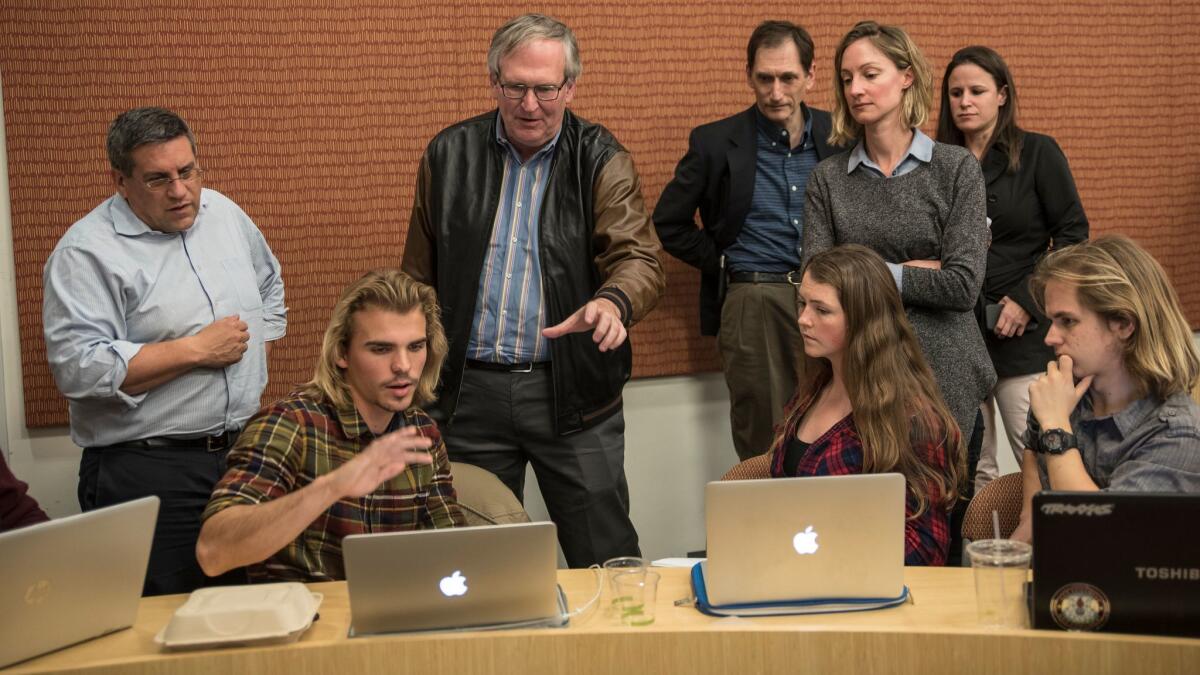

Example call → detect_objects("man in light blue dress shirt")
42 107 286 595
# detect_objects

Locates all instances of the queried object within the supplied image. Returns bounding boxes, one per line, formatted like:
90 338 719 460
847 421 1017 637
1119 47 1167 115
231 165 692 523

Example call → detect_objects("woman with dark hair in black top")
938 45 1089 491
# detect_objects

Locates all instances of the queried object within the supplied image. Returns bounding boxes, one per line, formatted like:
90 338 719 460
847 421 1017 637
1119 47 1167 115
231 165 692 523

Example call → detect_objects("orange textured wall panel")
4 2 1197 427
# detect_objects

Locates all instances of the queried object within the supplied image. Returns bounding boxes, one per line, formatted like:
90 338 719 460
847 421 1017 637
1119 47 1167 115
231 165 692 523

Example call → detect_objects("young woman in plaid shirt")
766 245 966 565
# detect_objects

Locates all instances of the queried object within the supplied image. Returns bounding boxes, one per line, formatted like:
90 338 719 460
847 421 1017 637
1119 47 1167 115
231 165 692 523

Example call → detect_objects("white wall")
0 75 1022 561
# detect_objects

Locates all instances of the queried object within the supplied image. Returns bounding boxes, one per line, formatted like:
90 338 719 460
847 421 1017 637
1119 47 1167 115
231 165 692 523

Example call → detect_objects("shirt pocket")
220 257 265 315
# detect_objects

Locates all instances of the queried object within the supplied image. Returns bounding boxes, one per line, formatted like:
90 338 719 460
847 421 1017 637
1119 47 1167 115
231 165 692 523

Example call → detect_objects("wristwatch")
1037 428 1078 455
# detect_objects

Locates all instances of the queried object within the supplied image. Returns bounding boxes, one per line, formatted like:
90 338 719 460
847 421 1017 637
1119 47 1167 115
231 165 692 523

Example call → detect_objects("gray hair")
487 13 581 83
106 107 196 175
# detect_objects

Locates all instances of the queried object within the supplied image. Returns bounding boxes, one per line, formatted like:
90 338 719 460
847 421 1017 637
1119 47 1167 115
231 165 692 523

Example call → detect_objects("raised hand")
1028 355 1092 431
330 426 435 498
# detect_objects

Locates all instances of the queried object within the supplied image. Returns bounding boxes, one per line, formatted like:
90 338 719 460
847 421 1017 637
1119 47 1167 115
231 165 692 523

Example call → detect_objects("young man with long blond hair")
196 269 463 582
1013 236 1200 541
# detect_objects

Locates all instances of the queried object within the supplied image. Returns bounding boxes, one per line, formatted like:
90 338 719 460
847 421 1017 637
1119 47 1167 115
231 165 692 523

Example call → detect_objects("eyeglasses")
497 80 569 102
143 166 204 192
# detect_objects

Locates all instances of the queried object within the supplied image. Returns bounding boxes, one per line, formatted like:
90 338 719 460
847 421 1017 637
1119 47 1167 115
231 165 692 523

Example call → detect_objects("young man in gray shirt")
1013 236 1200 541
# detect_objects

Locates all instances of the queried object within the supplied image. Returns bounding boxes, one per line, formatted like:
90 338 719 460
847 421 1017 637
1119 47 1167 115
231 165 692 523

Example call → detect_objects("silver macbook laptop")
343 522 566 635
704 474 906 606
0 496 158 668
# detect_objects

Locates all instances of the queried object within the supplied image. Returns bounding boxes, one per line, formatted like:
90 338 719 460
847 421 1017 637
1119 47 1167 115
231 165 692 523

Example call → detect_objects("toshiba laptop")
1032 491 1200 637
703 474 906 606
343 522 567 635
0 496 158 668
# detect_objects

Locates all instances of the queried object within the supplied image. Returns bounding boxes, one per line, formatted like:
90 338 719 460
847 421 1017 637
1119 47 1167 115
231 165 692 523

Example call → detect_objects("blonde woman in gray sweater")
802 20 995 468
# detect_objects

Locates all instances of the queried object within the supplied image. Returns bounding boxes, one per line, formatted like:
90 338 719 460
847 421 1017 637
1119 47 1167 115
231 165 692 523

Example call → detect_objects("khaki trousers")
975 372 1039 492
718 281 805 461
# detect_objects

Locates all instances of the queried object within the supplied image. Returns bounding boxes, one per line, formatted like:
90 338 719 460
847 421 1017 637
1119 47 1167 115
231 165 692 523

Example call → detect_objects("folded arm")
898 154 989 311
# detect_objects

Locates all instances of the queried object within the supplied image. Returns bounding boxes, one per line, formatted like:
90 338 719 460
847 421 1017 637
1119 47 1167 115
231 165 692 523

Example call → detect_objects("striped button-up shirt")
723 107 817 273
466 118 560 364
42 189 286 448
203 392 465 582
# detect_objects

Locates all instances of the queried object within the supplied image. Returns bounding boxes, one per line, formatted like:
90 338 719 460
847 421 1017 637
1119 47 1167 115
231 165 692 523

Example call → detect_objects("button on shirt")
723 108 818 273
43 188 286 448
847 128 936 290
467 118 558 364
1028 392 1200 492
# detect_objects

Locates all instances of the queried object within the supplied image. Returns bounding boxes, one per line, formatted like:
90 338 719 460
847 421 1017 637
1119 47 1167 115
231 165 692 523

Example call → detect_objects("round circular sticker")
1049 583 1110 631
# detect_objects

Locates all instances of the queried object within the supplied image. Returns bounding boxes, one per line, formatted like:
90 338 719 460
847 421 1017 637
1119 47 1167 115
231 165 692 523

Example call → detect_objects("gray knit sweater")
801 140 997 440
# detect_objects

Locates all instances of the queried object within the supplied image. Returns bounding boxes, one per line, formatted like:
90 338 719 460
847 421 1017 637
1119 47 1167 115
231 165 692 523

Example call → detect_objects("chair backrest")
720 453 773 481
449 462 531 526
961 472 1023 540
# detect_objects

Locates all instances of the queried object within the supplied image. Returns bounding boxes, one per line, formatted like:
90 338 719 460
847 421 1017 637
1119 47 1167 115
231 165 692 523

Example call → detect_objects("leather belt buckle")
510 362 534 373
206 431 236 452
786 270 803 285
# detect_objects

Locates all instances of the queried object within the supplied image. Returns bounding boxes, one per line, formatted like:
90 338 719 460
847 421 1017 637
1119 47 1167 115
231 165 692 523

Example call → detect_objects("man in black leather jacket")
403 13 664 567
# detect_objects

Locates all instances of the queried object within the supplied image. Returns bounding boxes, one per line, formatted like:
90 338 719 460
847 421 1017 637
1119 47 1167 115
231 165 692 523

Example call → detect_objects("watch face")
1043 431 1065 452
1040 429 1075 454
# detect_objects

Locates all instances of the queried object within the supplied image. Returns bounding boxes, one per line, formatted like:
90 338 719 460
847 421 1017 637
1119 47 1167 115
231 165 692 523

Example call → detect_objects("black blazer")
653 104 838 335
979 131 1088 377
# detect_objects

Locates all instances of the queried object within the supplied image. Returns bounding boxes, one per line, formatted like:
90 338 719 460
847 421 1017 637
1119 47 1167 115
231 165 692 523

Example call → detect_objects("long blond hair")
829 21 933 147
798 245 964 515
302 269 447 410
1031 236 1199 400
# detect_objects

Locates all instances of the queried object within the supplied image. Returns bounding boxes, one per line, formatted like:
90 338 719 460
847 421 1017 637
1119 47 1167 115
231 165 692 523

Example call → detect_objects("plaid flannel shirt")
767 382 953 566
203 391 465 582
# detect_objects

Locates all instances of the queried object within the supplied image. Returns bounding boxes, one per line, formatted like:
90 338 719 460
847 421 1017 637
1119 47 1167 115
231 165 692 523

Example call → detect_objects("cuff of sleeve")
886 262 904 292
263 322 287 342
110 341 148 408
595 287 633 326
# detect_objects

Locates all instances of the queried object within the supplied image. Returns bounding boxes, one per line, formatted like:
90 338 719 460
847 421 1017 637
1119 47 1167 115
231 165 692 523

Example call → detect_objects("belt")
728 270 802 284
92 430 241 453
465 359 549 373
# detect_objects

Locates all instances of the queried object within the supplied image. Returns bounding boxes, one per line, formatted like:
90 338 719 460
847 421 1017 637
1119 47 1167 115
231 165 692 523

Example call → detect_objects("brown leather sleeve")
401 153 436 285
591 151 665 326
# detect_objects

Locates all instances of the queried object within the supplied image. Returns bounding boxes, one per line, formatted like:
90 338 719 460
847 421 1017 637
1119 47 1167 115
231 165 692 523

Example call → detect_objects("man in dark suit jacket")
654 21 840 460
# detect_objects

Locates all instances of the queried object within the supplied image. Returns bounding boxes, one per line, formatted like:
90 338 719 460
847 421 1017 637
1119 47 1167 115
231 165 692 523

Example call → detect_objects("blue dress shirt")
466 116 560 364
43 188 286 447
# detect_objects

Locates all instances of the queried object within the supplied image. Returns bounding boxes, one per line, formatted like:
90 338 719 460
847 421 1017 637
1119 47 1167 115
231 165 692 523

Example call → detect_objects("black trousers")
443 366 640 568
78 446 245 596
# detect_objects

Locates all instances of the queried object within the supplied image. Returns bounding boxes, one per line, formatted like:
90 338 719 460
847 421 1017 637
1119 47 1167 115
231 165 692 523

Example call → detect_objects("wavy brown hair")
302 269 448 411
1031 235 1199 400
798 245 965 515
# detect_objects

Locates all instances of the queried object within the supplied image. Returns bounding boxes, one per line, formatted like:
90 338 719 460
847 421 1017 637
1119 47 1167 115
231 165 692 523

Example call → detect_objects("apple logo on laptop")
439 570 468 597
792 525 819 555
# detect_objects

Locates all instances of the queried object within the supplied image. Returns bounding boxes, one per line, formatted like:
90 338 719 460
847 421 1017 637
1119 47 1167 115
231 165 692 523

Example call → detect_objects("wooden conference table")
7 567 1198 675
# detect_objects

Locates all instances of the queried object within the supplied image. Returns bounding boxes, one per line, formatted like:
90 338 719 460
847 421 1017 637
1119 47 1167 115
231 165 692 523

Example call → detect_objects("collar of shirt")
847 128 934 176
335 404 417 440
111 189 209 237
495 112 562 165
753 104 813 151
1074 392 1159 438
